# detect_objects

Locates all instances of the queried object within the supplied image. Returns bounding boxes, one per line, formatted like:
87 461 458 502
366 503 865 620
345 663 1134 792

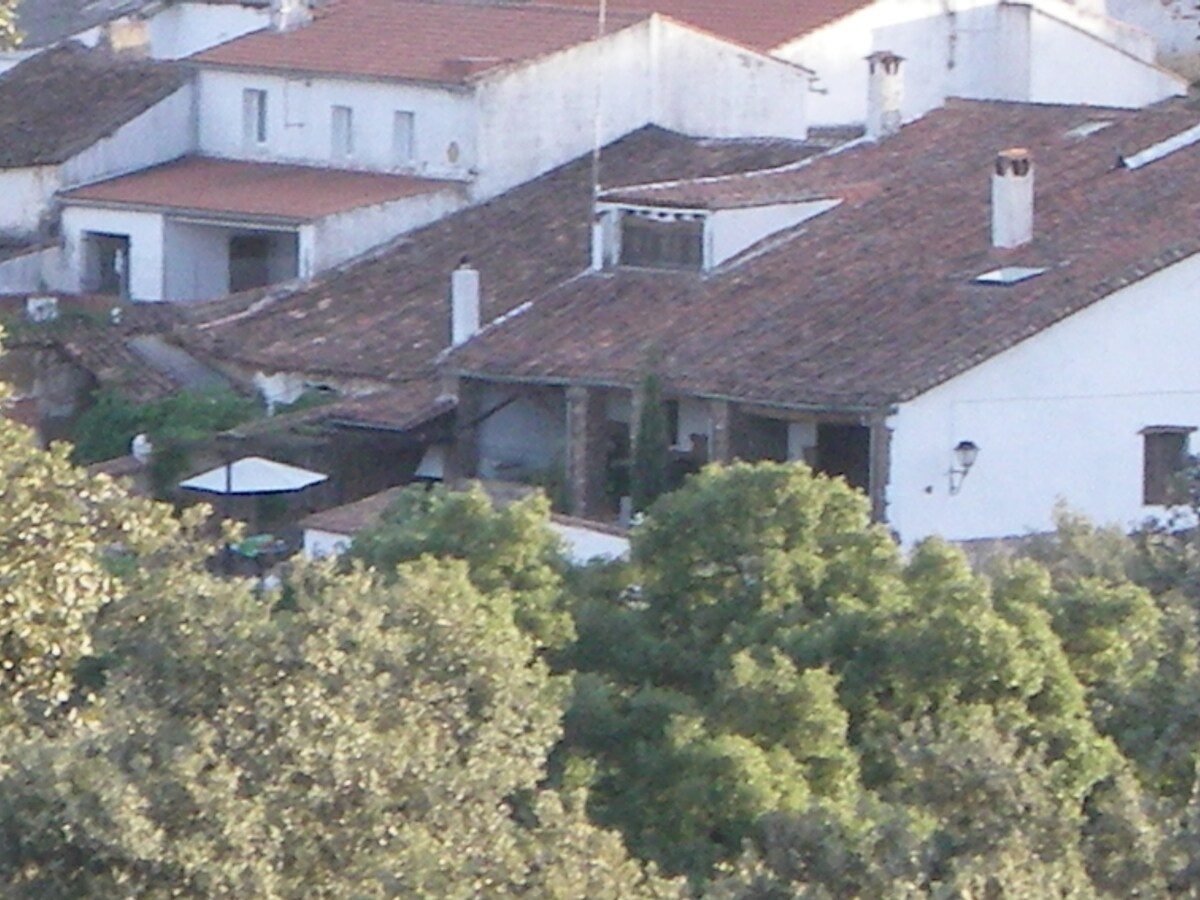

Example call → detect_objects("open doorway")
229 232 299 293
85 232 130 298
816 423 871 493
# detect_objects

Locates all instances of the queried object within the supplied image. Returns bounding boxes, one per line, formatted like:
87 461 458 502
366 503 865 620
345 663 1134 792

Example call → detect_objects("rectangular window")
331 105 354 158
620 214 704 270
242 89 268 146
393 110 415 165
1142 426 1195 505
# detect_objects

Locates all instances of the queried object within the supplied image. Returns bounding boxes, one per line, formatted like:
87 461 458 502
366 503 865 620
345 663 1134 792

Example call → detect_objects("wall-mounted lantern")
949 440 979 495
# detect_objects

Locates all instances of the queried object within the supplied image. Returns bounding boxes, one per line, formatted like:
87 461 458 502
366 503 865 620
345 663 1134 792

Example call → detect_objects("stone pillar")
566 386 608 517
709 399 733 463
446 376 481 481
868 415 892 523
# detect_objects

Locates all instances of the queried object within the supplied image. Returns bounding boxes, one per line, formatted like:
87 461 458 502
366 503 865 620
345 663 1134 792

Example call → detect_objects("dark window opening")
621 216 703 270
735 414 789 463
817 423 871 494
86 232 130 298
229 235 273 293
1142 426 1194 505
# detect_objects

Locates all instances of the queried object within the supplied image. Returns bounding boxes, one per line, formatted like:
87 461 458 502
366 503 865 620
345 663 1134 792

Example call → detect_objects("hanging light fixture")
949 440 979 494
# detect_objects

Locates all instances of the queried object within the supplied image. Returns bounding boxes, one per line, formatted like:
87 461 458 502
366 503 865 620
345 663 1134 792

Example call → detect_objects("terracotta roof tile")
448 100 1200 410
178 126 821 379
0 42 188 167
193 0 643 84
323 382 456 431
530 0 872 50
61 156 460 222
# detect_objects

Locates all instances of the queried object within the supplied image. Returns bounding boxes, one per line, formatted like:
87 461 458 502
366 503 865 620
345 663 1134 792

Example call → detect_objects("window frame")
242 88 268 147
393 110 415 167
331 104 354 159
1141 425 1195 506
619 213 704 271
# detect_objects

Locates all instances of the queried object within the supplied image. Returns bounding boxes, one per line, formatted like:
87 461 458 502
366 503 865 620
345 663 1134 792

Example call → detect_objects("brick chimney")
992 148 1034 249
451 258 481 346
865 51 904 141
271 0 312 32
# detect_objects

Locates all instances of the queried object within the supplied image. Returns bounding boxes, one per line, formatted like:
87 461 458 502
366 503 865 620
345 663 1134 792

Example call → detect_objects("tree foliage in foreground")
563 463 1198 895
0 382 679 897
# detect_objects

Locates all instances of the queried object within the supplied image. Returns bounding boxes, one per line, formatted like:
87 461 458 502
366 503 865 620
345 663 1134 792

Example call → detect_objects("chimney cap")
866 51 905 72
995 148 1032 176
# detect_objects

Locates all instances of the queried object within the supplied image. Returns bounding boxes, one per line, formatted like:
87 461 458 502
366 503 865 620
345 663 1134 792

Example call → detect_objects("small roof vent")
973 266 1047 285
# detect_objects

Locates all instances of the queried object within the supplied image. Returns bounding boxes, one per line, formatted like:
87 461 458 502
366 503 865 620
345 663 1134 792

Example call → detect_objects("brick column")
566 386 608 517
868 415 892 524
709 399 735 463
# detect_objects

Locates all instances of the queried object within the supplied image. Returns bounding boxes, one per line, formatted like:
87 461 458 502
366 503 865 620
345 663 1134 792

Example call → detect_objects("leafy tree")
631 368 671 513
0 559 683 897
0 378 210 730
0 0 19 50
349 483 574 651
69 386 258 494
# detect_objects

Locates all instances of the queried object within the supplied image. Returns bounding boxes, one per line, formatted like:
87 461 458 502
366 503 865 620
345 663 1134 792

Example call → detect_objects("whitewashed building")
32 0 813 302
444 91 1200 544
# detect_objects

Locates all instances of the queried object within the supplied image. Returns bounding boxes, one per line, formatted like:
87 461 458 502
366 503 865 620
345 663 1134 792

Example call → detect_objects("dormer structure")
594 170 842 272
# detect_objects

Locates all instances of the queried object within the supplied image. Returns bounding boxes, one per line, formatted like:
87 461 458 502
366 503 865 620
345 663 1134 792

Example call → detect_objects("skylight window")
973 266 1047 285
1064 120 1113 140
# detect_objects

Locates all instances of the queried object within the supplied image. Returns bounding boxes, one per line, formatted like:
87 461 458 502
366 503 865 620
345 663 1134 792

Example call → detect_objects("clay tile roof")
299 484 406 535
528 0 872 50
192 0 644 85
0 42 188 167
177 126 821 380
323 382 456 432
600 165 848 209
448 99 1200 411
60 156 460 222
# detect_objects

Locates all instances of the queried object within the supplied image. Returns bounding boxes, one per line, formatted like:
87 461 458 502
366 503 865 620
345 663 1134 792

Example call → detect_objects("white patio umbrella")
179 456 328 495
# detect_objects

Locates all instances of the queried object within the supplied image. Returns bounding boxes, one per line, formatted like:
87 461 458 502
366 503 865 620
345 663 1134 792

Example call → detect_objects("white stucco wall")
887 252 1200 544
651 19 808 140
474 16 809 200
60 206 165 300
676 397 712 449
61 85 196 188
309 187 466 273
1027 10 1186 107
162 219 233 301
147 3 270 60
473 22 654 201
709 200 840 268
0 246 54 294
302 527 351 560
778 0 1181 127
1107 0 1200 77
196 68 476 179
0 167 59 234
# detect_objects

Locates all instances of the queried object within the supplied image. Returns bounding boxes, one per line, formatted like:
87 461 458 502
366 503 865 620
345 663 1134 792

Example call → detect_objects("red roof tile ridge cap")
764 0 880 49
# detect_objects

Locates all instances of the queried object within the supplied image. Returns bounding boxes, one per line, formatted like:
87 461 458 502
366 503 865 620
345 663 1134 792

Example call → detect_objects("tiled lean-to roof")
0 42 188 168
177 126 822 380
61 156 459 222
192 0 645 85
447 99 1200 411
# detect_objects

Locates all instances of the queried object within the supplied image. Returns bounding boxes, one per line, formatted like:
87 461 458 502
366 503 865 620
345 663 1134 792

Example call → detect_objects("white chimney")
271 0 312 32
865 52 904 141
451 260 481 346
992 148 1034 249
